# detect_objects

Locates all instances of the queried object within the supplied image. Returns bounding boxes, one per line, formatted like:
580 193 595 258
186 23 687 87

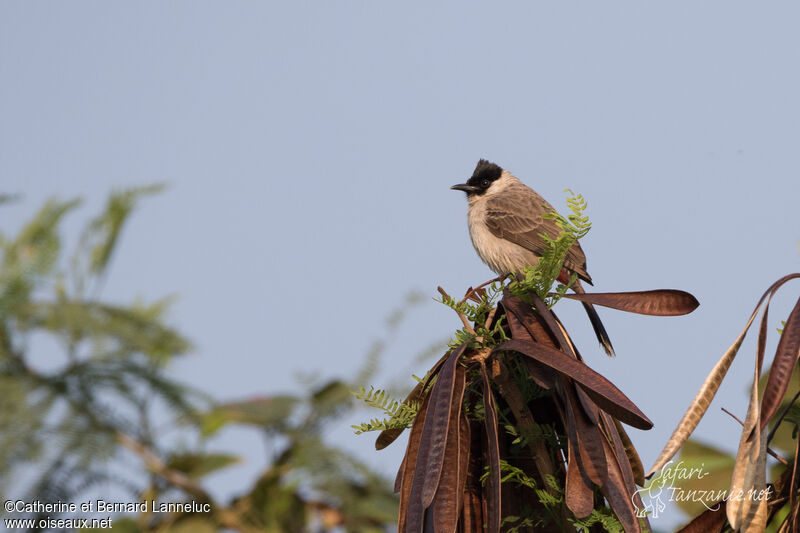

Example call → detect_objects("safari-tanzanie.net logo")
632 460 772 519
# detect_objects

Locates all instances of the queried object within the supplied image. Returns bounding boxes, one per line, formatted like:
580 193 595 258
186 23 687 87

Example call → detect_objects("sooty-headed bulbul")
452 159 615 357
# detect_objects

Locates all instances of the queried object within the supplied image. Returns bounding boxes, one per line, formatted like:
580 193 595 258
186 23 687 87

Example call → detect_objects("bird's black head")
451 159 503 195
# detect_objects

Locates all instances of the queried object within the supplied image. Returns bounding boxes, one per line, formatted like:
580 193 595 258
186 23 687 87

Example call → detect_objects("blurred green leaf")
166 452 241 479
673 439 735 517
200 408 229 437
0 198 80 314
236 469 309 531
14 299 190 362
80 184 164 277
214 395 300 428
309 379 353 424
2 190 400 532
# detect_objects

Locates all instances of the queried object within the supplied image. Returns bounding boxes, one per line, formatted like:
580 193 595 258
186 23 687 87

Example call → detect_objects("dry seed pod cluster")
379 284 699 533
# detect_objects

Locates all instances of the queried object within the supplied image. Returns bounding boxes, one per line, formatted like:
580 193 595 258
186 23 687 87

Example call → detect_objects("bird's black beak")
451 183 479 193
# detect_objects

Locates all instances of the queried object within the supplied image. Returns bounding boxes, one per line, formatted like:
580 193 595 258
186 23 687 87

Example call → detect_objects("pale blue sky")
2 2 800 529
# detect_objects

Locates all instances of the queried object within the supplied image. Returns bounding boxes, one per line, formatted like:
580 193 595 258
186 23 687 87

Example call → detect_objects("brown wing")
484 184 592 283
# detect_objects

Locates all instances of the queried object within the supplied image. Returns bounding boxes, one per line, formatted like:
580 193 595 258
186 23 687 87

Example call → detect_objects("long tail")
573 280 616 357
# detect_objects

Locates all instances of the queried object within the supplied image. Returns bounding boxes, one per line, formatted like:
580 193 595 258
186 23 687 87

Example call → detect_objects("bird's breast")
466 201 539 275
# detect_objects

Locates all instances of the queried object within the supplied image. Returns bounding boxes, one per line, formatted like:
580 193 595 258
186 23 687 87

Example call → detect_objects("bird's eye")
482 179 490 188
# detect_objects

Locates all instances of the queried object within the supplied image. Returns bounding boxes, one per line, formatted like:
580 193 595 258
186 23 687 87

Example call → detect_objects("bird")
451 159 615 357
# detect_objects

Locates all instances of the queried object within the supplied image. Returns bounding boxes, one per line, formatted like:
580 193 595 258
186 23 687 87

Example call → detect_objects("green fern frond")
479 459 540 490
350 387 419 434
435 281 502 325
438 281 506 349
508 189 591 306
569 507 625 533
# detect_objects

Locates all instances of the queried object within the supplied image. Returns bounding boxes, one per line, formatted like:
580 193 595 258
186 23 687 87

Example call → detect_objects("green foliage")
501 510 547 533
0 188 200 506
480 459 539 489
0 198 80 315
535 474 565 508
669 439 736 518
350 386 420 434
204 395 300 435
436 281 509 349
80 184 164 278
570 507 625 533
166 452 241 479
482 464 567 531
504 419 562 452
508 189 591 306
481 457 623 533
436 282 502 325
1 189 398 532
